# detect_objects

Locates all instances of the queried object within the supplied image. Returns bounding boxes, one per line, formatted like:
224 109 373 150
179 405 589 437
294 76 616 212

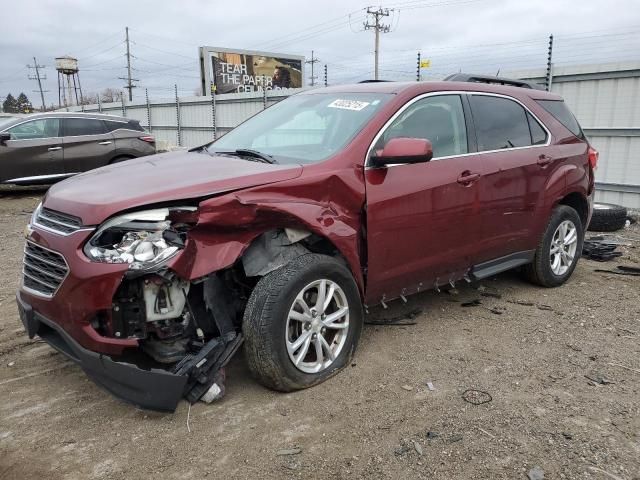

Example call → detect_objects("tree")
2 94 18 113
80 92 99 105
15 93 33 113
101 88 123 103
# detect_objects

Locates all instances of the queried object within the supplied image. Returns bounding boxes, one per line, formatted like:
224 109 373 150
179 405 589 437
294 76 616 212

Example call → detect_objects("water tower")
56 56 83 107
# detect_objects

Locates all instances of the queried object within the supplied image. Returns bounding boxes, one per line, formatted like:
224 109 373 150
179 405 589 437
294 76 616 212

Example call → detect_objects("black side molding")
470 250 535 280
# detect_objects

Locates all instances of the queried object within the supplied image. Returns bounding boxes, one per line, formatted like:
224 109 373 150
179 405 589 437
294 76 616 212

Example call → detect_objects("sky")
1 0 640 107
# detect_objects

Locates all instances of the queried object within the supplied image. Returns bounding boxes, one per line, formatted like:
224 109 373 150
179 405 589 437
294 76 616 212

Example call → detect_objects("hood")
43 151 303 225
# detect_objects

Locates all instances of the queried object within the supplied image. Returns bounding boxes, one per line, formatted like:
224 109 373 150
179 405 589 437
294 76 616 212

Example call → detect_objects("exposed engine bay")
99 228 333 406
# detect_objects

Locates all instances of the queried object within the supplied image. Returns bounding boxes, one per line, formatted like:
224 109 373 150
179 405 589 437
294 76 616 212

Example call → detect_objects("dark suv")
0 112 155 185
16 76 596 411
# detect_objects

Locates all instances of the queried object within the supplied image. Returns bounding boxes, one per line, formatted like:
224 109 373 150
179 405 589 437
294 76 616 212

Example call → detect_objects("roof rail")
358 79 393 83
443 73 545 90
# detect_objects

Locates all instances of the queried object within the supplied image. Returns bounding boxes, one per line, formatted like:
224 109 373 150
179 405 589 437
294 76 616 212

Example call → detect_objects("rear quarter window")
536 99 584 139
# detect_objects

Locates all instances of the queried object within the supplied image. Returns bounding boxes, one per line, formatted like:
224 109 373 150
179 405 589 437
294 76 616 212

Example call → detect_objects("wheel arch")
556 190 589 228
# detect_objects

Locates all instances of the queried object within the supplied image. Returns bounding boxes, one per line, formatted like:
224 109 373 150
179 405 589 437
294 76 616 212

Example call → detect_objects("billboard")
199 47 304 95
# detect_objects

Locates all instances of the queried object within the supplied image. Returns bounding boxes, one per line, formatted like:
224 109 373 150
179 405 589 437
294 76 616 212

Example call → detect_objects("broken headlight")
84 207 197 270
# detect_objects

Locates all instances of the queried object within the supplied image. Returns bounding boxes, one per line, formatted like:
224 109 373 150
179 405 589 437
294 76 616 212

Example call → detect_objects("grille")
35 207 83 235
22 242 69 297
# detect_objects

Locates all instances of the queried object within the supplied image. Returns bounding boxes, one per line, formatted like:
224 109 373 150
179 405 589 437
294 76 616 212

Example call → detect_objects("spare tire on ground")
588 203 628 232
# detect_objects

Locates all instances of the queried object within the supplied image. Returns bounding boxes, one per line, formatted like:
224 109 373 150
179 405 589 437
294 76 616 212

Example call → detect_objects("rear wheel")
524 205 583 287
109 155 134 164
243 254 363 392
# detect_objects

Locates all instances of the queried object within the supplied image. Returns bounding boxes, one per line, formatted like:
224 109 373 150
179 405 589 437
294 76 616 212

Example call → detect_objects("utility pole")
324 64 328 87
119 27 138 101
545 34 554 92
27 57 48 110
416 52 421 82
306 50 320 86
363 7 391 80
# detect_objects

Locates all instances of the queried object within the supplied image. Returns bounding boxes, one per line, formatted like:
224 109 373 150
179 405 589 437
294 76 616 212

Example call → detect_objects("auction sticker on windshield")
328 99 371 111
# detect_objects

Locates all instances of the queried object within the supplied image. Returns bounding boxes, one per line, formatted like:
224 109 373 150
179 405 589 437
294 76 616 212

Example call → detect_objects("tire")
109 155 134 164
524 205 584 287
588 202 628 232
243 254 363 392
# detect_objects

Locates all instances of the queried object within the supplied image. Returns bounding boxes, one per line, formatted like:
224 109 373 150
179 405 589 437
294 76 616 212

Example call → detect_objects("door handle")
47 146 62 151
537 154 554 166
98 141 112 145
457 171 481 185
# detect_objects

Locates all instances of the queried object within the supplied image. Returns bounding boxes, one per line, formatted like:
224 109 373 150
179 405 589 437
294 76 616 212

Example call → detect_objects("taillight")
139 135 155 143
588 146 599 170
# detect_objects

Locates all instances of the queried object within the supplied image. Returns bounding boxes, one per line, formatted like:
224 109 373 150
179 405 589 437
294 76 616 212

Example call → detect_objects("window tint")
470 95 532 151
127 120 145 132
536 99 583 138
63 118 106 136
378 94 468 158
527 112 547 145
7 118 59 140
104 120 129 132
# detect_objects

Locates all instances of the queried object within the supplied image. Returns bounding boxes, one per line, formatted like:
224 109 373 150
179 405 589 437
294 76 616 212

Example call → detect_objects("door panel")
62 118 115 172
0 118 63 183
364 94 484 305
365 158 484 304
467 94 551 261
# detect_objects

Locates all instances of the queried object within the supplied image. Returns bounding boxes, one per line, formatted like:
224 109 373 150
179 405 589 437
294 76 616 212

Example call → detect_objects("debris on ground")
594 266 640 276
508 299 535 306
462 389 492 405
394 443 411 456
582 237 623 261
425 431 439 440
276 447 302 456
461 299 482 307
401 385 414 391
489 307 505 315
413 440 423 456
426 381 435 391
527 465 545 480
365 308 422 326
585 374 615 385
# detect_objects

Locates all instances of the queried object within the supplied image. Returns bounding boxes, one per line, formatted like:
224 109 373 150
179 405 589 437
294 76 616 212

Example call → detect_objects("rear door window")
7 118 60 140
527 112 548 145
62 118 107 136
469 95 532 151
536 99 584 138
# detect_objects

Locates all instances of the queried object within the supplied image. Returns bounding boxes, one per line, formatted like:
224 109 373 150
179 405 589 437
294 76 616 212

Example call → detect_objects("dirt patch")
1 189 638 479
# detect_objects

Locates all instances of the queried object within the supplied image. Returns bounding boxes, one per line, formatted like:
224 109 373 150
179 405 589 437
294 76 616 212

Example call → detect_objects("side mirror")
370 137 433 168
0 133 10 146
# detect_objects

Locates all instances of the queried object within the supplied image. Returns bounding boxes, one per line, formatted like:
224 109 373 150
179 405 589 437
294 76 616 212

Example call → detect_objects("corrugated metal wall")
68 89 297 148
69 63 640 208
517 62 640 208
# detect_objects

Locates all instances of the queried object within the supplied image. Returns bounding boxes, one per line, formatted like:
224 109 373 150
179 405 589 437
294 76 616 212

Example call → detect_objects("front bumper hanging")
16 291 242 412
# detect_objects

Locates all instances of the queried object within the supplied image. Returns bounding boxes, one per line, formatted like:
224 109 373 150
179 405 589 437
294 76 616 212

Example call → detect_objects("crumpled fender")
169 165 366 294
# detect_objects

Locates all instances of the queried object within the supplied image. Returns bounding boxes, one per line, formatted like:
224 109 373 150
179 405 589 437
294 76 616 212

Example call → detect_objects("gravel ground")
0 187 638 480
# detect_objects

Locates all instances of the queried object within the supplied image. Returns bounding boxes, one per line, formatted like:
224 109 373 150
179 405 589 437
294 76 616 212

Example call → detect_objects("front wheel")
243 254 363 392
524 205 584 287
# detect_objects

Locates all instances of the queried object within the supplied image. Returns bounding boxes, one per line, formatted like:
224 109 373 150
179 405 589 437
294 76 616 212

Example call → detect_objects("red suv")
17 76 596 411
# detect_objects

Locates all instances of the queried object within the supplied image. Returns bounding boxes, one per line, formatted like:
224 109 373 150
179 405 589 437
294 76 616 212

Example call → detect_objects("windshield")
208 92 392 164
